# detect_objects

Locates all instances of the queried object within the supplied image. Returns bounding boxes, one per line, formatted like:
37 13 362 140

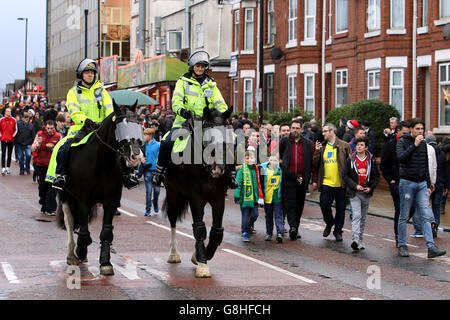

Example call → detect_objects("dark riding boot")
152 164 167 187
227 164 238 189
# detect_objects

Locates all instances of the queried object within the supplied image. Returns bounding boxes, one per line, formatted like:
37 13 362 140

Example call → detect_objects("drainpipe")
321 0 326 124
412 0 417 118
138 0 146 56
155 16 161 55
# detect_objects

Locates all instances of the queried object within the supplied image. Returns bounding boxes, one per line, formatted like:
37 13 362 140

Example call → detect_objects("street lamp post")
17 17 28 83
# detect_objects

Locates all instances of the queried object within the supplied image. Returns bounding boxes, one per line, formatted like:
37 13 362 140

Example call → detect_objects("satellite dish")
444 23 450 39
270 47 283 60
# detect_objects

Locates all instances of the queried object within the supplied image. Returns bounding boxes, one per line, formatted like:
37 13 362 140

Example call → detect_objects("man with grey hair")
383 117 398 143
312 123 352 241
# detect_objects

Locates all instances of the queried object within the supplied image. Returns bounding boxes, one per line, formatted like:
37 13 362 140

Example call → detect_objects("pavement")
305 186 450 232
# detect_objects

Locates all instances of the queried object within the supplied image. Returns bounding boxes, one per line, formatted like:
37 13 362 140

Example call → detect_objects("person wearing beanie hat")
343 120 358 142
347 120 359 130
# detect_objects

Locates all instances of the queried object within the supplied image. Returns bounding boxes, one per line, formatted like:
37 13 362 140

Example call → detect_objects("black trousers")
1 141 14 168
283 179 307 230
36 166 57 212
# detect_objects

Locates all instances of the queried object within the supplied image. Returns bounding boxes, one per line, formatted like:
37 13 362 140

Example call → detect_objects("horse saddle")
71 131 95 148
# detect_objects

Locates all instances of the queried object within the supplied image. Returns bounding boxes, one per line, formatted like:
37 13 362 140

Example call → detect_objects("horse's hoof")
67 256 81 265
167 253 181 264
75 246 88 263
100 265 114 276
191 252 198 265
195 263 211 278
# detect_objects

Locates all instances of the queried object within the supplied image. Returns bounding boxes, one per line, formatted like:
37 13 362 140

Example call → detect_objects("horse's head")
200 106 234 178
112 99 144 167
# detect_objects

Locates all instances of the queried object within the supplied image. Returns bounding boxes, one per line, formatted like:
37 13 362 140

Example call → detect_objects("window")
234 10 239 51
243 78 253 112
390 69 404 118
441 0 450 18
267 0 275 44
244 9 254 50
422 0 428 26
288 74 297 112
288 0 298 42
367 0 380 31
111 7 122 25
305 0 316 40
195 24 203 48
368 70 380 100
167 31 182 52
391 0 405 29
233 79 239 112
439 63 450 125
304 74 315 113
265 73 274 113
336 69 348 108
336 0 348 33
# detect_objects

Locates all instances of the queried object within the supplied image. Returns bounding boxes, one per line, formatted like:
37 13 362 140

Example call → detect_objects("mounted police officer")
49 58 139 190
152 50 238 189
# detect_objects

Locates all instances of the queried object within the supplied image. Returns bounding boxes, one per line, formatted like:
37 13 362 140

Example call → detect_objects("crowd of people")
1 99 448 259
230 113 447 259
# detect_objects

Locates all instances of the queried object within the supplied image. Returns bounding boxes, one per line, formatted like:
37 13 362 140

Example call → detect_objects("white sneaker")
1 168 5 175
6 168 11 175
358 243 365 250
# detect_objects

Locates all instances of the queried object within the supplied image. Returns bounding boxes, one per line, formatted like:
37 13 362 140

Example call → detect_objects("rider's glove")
179 108 192 120
84 118 98 130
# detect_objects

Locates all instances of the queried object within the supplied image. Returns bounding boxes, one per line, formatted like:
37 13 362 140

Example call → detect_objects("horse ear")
128 99 138 113
222 106 233 120
203 106 212 120
113 99 120 115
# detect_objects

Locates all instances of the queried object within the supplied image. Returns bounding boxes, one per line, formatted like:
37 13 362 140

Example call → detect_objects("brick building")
230 0 450 133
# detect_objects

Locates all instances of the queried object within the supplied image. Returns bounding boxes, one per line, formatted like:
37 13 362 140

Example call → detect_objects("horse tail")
56 195 65 229
162 193 189 222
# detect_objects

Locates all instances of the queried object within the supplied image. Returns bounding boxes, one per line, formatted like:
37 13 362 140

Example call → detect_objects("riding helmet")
76 58 98 79
188 50 210 70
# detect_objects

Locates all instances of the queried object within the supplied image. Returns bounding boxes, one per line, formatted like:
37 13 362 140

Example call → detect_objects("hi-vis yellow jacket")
66 80 113 135
171 73 228 128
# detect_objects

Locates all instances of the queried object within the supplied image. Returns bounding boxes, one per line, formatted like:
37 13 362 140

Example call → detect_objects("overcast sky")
0 0 46 100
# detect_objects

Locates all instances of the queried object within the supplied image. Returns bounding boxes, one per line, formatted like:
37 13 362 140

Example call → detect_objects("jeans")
319 185 347 235
16 144 31 173
144 170 160 213
431 183 444 227
389 181 417 236
241 205 259 234
398 179 435 248
264 202 283 236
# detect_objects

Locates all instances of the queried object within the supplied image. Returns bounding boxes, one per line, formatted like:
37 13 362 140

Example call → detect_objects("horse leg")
98 201 116 276
74 204 92 263
206 197 225 261
62 202 79 265
190 201 210 278
166 188 181 263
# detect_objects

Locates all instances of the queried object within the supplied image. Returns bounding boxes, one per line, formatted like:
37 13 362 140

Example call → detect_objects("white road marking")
382 238 419 248
147 221 317 284
350 297 364 300
111 260 141 280
1 262 21 284
222 249 317 284
117 208 136 217
146 221 195 240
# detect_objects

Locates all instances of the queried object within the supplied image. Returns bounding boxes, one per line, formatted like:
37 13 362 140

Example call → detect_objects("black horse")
56 100 144 276
163 106 234 278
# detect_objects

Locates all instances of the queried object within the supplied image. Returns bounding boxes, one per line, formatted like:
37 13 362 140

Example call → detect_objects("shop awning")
136 85 155 93
103 83 116 89
117 54 188 89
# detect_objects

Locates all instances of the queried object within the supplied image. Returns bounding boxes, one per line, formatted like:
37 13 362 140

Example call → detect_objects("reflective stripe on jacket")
171 73 228 128
66 80 113 135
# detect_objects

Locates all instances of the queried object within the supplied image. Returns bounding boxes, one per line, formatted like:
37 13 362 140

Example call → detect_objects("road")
0 162 449 302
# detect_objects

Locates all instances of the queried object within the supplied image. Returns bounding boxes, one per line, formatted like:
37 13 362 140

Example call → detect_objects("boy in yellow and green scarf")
234 151 264 242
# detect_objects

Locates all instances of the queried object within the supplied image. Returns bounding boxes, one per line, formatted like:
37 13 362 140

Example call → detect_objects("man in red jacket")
31 120 61 216
0 108 17 175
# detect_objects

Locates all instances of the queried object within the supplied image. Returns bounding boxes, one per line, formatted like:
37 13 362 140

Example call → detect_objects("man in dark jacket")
396 118 446 258
15 113 34 175
280 119 314 241
380 120 412 245
425 134 448 237
361 121 377 154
